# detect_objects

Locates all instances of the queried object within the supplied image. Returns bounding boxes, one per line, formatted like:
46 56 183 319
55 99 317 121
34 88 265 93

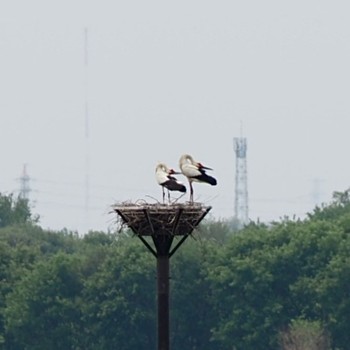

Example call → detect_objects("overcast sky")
1 1 350 233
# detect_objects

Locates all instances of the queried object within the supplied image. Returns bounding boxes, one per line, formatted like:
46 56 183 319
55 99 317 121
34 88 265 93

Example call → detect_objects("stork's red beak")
199 163 213 171
169 169 181 175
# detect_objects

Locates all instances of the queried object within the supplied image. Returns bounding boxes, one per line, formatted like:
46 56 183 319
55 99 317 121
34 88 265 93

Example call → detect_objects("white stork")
179 154 217 203
155 163 186 203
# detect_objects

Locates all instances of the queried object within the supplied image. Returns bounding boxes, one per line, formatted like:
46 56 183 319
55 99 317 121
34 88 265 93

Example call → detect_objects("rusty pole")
157 254 170 350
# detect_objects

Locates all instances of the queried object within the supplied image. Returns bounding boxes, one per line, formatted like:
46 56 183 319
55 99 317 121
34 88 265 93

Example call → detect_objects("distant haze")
1 1 349 233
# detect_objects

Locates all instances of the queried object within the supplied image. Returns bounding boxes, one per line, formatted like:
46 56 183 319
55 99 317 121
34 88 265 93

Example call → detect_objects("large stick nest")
112 202 211 236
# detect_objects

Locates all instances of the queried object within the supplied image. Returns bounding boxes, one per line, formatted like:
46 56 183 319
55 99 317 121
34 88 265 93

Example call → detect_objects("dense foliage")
1 191 350 349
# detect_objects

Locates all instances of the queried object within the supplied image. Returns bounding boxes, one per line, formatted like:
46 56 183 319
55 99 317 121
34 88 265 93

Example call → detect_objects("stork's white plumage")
179 154 217 202
155 163 186 203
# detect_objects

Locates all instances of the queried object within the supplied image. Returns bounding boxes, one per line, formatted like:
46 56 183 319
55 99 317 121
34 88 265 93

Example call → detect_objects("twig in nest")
145 195 161 204
171 192 186 204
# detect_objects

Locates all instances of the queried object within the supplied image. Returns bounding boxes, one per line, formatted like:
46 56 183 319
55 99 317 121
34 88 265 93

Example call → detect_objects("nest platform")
112 202 212 349
113 202 211 237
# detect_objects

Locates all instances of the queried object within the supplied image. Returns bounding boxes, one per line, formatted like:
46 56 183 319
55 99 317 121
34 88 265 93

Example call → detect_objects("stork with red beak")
155 163 187 203
179 154 217 203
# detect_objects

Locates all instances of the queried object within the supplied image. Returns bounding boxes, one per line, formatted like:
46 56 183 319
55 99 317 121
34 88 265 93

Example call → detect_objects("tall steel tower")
84 27 90 232
234 137 248 226
19 164 31 200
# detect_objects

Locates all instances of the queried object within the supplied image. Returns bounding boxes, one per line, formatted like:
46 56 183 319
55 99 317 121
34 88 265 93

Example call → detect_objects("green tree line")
1 191 350 349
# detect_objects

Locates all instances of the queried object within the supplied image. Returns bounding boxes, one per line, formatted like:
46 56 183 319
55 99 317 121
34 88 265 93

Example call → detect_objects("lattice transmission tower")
83 27 90 232
19 164 31 200
234 137 248 226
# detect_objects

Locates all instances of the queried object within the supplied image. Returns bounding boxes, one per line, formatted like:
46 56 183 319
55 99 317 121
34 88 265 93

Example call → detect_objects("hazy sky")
1 1 350 233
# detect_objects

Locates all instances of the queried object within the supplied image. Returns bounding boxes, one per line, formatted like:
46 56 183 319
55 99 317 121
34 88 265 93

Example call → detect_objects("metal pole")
157 254 170 350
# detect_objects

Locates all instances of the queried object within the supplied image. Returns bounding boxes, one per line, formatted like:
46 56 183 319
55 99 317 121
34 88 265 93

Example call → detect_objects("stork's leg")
189 182 194 203
162 187 165 203
167 190 171 203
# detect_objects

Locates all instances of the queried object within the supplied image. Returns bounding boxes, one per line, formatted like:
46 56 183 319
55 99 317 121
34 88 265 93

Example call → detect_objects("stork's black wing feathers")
194 172 217 186
163 179 186 192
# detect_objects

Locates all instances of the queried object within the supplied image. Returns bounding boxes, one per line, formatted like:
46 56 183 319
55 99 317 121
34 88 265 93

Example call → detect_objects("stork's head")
155 163 169 173
179 154 194 166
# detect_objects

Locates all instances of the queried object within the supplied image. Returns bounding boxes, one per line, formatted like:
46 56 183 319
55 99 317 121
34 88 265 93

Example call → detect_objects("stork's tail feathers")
206 175 217 186
195 173 217 186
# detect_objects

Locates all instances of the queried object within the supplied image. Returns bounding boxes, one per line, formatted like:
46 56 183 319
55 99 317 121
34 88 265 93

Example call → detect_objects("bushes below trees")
1 192 350 349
